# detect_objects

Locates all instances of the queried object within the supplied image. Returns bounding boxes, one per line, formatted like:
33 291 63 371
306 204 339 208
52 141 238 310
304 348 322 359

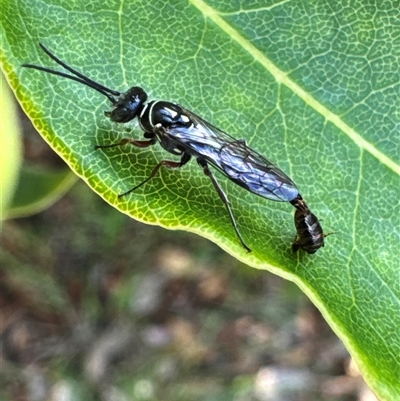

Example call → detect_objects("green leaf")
1 1 399 399
6 164 77 219
0 72 22 219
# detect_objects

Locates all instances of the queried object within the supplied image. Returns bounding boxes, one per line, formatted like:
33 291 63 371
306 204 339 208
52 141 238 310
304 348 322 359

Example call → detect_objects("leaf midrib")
189 0 400 175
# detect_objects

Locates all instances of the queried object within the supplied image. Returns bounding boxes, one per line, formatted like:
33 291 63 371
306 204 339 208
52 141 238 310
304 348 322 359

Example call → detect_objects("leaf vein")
189 0 400 176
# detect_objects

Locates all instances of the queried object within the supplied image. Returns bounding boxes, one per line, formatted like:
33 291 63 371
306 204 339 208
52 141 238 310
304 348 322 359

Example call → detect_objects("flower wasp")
291 198 326 254
23 43 326 253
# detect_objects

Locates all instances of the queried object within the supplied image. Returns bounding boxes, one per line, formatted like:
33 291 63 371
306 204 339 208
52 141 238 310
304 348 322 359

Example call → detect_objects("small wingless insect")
292 199 325 254
23 43 326 253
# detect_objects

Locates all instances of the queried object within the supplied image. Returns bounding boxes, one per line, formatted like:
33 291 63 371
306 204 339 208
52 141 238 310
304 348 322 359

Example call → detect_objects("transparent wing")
165 108 299 202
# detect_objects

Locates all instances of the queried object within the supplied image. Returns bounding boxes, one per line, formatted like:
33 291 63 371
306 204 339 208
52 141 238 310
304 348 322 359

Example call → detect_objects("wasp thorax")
106 86 148 123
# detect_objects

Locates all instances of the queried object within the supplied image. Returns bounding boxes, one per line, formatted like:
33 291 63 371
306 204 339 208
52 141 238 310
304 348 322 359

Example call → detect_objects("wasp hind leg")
197 158 251 253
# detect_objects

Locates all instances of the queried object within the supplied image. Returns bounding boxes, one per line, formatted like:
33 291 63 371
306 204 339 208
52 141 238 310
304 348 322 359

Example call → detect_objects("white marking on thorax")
149 101 159 127
139 103 149 119
164 106 178 119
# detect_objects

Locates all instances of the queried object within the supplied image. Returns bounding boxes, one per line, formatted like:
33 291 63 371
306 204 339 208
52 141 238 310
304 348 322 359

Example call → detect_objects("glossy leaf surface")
0 72 22 218
6 165 77 219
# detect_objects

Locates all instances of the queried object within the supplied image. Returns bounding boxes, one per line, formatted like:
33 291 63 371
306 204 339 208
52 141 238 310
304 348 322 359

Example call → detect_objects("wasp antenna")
22 43 121 104
38 43 120 97
22 63 119 105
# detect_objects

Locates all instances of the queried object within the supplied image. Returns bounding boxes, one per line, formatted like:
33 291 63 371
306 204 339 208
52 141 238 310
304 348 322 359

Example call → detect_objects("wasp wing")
164 108 299 202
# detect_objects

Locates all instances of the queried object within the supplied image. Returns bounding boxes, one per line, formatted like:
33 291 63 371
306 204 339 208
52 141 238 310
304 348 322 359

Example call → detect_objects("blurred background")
1 78 378 401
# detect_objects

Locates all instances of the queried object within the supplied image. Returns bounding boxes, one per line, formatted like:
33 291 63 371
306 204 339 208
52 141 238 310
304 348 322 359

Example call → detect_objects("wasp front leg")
118 152 191 198
94 134 157 150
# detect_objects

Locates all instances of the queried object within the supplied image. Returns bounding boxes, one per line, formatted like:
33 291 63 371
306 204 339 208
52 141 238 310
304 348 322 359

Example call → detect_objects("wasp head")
105 86 148 123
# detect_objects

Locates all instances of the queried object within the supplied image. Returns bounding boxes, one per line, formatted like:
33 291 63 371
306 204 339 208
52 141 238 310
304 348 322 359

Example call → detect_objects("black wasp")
23 43 326 253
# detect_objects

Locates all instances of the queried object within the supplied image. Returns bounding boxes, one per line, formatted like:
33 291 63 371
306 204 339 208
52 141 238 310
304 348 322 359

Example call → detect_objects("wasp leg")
95 136 157 150
197 158 251 253
118 152 191 198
